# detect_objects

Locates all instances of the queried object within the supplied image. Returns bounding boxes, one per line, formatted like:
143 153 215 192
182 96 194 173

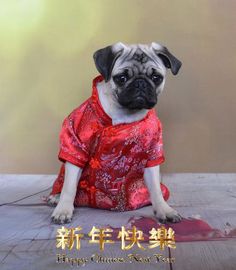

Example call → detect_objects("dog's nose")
133 79 148 89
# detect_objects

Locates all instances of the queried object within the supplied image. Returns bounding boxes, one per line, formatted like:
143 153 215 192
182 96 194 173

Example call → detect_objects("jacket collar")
91 75 113 125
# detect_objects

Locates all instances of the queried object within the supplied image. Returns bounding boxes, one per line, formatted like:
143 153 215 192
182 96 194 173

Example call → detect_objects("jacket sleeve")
58 103 90 168
145 118 165 168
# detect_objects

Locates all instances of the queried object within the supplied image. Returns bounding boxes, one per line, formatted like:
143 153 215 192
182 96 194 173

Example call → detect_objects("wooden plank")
1 239 170 270
0 174 55 205
0 173 236 270
163 173 236 230
172 239 236 270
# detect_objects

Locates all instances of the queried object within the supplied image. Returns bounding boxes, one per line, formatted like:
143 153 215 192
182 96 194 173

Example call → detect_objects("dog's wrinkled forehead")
112 43 166 77
93 42 182 82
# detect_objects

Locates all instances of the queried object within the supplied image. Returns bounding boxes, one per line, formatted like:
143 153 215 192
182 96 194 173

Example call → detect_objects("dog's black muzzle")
117 78 157 110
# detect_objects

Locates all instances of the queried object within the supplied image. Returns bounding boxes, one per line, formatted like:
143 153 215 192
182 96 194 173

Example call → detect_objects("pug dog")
49 42 182 224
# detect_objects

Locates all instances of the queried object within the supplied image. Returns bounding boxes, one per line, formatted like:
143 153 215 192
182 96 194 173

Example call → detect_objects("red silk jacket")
49 75 170 211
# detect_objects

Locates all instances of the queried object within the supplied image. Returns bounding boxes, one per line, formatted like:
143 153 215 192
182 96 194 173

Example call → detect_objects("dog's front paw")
51 202 74 224
153 205 182 224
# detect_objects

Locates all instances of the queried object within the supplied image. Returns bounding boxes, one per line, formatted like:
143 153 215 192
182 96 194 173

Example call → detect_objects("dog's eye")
113 74 128 85
151 74 163 85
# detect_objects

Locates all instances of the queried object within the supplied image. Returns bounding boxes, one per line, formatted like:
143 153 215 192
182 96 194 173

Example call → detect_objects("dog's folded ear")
151 42 182 75
93 43 125 82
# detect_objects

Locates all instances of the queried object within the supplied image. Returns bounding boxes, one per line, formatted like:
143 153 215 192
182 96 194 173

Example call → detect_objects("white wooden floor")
0 174 236 270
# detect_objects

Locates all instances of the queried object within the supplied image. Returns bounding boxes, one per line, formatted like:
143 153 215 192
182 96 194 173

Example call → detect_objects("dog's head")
93 42 182 110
